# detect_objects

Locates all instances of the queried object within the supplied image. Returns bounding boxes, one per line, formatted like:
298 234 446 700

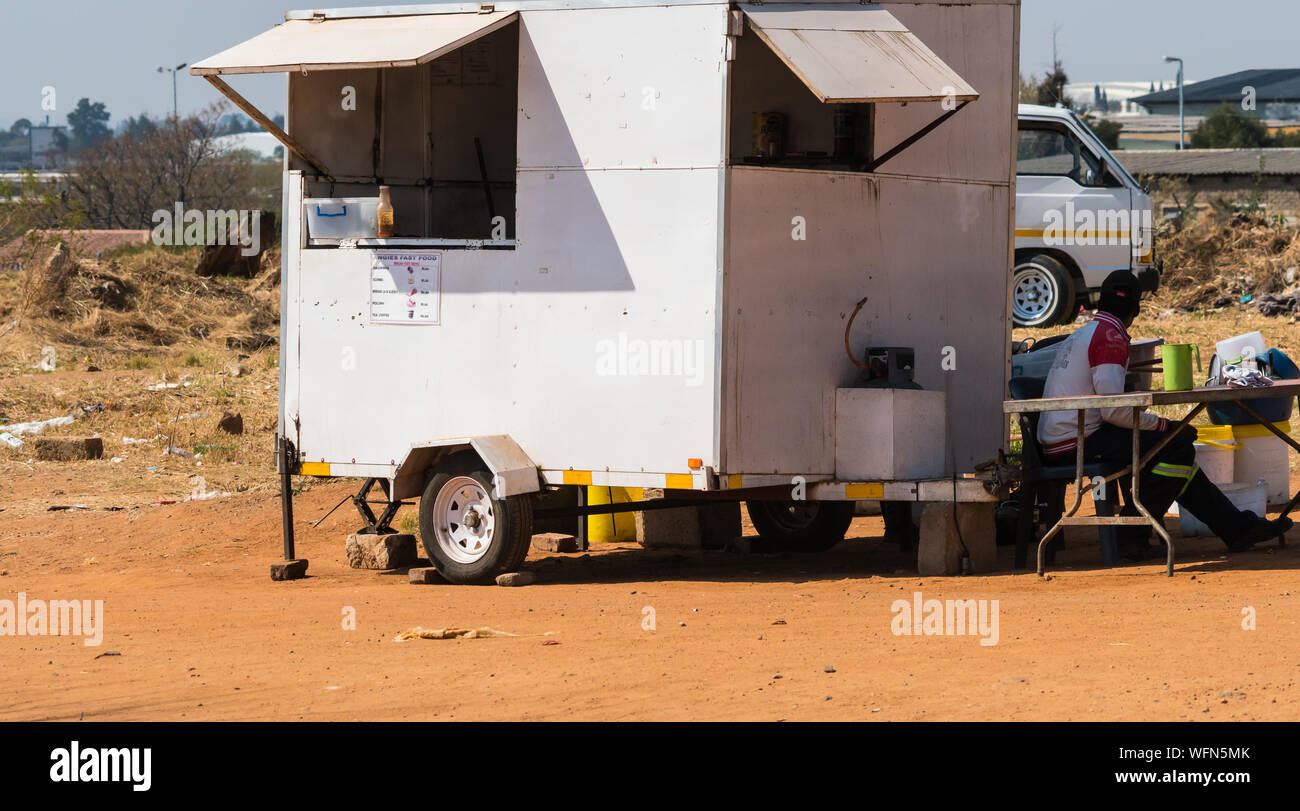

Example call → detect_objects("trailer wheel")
418 458 533 584
745 500 855 553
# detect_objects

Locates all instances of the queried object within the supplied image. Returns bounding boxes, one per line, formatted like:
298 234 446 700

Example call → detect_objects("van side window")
1017 124 1103 186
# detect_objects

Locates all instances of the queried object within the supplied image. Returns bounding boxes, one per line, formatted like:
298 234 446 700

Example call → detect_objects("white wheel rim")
1012 264 1059 324
431 476 496 565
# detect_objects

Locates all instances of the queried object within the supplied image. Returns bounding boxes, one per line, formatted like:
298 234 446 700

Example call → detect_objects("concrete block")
345 532 417 570
636 507 697 548
270 559 308 581
918 503 997 576
532 532 584 553
834 388 946 480
637 502 740 550
408 567 446 585
496 571 536 587
34 436 103 461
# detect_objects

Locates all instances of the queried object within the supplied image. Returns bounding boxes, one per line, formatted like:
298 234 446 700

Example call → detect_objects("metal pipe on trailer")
534 496 728 522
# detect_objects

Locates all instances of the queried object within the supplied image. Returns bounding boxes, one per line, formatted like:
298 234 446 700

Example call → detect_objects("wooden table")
1003 381 1300 576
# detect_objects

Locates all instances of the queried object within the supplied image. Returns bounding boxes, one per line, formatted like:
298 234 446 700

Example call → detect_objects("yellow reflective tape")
299 462 331 476
727 474 743 490
665 473 694 489
1015 228 1132 240
845 483 884 499
1152 463 1194 479
1175 465 1201 500
563 470 592 486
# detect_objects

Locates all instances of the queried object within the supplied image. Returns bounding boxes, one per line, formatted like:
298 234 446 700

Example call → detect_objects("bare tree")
63 102 263 230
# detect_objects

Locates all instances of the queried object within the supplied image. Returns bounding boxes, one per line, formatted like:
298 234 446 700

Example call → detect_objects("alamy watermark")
0 592 103 646
1042 203 1152 259
50 741 150 792
595 332 707 387
890 591 999 646
151 203 262 257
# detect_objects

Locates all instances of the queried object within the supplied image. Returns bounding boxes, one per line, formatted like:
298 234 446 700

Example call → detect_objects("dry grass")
3 241 280 348
0 244 286 505
1153 210 1300 310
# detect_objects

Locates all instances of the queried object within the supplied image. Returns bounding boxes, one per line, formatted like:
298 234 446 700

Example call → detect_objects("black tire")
1012 253 1076 328
745 500 855 553
418 454 534 584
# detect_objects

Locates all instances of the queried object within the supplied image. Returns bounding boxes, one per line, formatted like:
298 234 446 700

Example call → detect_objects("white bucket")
1193 439 1236 485
1179 479 1267 537
1232 423 1292 506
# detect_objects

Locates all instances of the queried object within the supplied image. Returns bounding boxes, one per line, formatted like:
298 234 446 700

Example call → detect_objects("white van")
1014 103 1159 327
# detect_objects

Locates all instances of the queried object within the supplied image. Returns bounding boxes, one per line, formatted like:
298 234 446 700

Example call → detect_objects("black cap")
1099 270 1141 320
1101 269 1139 297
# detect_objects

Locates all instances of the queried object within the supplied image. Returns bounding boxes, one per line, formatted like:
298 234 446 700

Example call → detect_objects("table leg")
1038 409 1087 576
1122 406 1175 576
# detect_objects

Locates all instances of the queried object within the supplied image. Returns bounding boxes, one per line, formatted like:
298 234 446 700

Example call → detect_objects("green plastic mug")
1161 343 1202 391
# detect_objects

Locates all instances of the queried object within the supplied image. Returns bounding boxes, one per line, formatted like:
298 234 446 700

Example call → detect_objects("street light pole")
157 63 188 120
1164 56 1184 149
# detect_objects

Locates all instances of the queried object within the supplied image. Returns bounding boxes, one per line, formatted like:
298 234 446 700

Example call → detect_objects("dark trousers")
1052 423 1254 544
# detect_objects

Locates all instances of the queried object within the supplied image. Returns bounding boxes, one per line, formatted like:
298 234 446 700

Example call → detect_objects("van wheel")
418 456 533 584
746 500 855 553
1012 254 1076 327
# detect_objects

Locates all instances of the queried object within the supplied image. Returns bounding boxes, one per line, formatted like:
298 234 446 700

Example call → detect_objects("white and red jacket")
1037 311 1168 457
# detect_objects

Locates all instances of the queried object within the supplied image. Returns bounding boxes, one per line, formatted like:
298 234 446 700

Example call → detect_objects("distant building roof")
0 229 150 267
1115 148 1300 176
210 132 282 161
1132 69 1300 107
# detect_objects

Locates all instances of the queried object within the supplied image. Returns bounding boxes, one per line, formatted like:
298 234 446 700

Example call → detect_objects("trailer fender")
391 435 540 501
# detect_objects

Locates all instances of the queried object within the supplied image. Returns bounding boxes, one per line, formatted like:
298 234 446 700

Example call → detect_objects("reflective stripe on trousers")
1152 462 1200 500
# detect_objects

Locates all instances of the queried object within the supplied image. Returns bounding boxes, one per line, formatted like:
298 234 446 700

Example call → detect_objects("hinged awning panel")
191 11 518 76
739 3 978 104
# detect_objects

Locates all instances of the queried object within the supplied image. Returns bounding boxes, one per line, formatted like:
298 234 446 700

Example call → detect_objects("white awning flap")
191 11 517 76
739 3 978 104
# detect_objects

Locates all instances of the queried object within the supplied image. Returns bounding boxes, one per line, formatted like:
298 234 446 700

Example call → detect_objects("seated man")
1038 270 1291 558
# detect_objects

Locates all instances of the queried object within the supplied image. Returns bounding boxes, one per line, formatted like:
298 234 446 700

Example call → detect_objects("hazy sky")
3 0 1298 127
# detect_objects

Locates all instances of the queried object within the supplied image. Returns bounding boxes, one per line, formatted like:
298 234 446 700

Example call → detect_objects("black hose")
844 296 869 369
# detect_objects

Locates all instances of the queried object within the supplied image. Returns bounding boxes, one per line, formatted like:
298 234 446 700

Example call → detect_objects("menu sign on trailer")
369 251 440 325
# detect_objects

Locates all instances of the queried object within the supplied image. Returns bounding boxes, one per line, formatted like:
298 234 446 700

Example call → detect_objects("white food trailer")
193 0 1019 583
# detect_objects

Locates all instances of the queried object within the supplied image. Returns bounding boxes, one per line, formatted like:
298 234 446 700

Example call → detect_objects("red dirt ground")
2 471 1298 721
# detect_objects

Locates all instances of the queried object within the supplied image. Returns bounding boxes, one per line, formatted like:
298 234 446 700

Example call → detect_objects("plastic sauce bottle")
376 185 394 238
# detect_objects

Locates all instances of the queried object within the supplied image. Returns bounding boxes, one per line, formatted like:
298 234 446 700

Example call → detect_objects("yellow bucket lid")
1197 425 1235 442
1229 421 1293 439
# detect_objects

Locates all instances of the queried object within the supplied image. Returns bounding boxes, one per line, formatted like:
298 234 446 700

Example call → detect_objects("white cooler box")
304 197 379 240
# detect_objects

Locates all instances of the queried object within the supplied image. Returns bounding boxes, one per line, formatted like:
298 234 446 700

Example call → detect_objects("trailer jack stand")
353 477 405 535
272 435 308 581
